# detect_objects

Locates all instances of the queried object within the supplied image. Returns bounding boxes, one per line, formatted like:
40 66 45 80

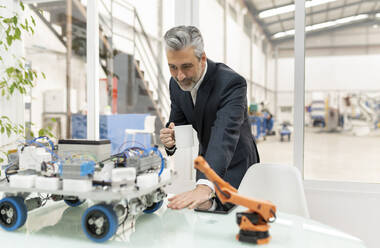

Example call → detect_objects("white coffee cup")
174 124 194 148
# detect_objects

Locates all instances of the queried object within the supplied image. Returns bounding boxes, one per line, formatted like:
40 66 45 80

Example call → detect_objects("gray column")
294 0 305 175
223 0 227 63
174 0 199 26
87 0 100 140
249 33 253 103
274 47 278 119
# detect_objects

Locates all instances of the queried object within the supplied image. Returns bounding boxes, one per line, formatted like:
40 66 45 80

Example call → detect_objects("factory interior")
0 0 379 247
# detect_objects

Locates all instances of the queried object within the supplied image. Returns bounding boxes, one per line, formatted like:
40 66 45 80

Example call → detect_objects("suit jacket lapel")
194 59 217 138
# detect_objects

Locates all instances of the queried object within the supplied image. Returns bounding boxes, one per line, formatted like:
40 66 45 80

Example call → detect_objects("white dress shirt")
190 63 217 210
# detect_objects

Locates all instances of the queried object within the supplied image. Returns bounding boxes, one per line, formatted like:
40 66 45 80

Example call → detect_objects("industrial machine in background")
306 92 380 136
0 137 173 243
279 121 292 142
342 94 380 136
249 102 276 141
194 156 277 245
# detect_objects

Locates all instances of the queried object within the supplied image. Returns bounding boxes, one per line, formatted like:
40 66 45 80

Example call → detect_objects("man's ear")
201 52 207 67
201 52 207 62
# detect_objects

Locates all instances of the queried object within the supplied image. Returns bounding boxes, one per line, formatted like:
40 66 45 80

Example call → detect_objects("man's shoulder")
212 62 246 86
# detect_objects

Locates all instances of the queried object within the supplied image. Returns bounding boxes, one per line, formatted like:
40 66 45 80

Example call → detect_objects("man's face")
166 46 206 91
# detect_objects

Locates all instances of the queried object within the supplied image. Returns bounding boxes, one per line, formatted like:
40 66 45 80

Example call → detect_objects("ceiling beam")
264 0 378 27
258 0 297 13
273 18 378 44
22 0 62 3
241 0 273 42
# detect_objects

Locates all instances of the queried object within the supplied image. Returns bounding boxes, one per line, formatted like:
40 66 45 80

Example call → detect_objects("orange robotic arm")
194 156 277 244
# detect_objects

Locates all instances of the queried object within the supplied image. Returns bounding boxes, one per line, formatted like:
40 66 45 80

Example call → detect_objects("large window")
256 7 295 166
303 0 380 183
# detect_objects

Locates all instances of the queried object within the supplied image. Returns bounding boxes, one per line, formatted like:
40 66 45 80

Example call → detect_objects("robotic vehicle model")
0 137 174 243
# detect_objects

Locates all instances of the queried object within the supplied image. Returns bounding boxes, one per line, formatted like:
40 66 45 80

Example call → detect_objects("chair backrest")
144 115 156 133
238 163 310 218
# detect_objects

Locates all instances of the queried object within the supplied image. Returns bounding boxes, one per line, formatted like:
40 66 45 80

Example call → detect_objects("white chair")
238 163 310 218
124 115 157 147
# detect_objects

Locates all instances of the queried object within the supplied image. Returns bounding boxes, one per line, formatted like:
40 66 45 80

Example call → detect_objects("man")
160 26 259 211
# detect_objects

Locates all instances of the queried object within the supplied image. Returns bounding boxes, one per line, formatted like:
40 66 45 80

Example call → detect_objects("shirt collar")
191 61 208 96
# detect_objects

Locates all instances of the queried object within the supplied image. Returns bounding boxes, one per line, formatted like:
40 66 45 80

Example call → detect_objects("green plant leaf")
6 35 12 46
15 27 21 39
6 67 14 74
6 126 11 137
3 17 11 24
9 84 15 94
12 16 17 25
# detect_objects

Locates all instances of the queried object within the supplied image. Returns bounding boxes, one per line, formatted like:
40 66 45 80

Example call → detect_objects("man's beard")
175 77 197 91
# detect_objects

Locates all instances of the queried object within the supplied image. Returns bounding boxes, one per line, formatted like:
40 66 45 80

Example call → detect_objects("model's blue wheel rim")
0 197 27 231
82 204 118 243
64 198 85 207
143 200 163 214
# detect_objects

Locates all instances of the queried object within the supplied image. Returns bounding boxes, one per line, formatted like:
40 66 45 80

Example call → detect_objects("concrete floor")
257 127 380 183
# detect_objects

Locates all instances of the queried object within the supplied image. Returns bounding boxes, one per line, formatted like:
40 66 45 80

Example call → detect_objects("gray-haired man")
160 26 259 211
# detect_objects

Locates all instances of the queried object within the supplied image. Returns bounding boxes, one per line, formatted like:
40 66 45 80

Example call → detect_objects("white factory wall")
277 54 380 92
199 0 274 107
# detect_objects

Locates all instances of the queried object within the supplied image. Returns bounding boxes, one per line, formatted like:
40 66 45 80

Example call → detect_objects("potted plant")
0 1 53 163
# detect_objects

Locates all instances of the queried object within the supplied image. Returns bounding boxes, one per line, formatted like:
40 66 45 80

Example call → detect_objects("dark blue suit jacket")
167 59 260 189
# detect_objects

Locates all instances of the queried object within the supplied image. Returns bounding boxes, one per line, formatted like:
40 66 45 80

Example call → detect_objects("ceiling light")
272 14 369 39
259 0 336 19
259 5 295 18
305 0 336 8
376 13 380 18
273 30 295 39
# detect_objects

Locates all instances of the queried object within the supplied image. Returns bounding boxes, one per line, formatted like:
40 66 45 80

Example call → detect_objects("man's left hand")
167 184 213 210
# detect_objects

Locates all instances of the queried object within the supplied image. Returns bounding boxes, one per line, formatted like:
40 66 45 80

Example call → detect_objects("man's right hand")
160 122 175 148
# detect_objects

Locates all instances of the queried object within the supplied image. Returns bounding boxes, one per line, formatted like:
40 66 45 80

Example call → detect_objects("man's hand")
160 122 175 148
167 184 213 210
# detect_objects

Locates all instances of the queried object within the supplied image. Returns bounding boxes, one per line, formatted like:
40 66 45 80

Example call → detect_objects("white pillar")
274 47 278 119
174 0 199 27
294 0 305 175
86 0 100 140
172 0 200 189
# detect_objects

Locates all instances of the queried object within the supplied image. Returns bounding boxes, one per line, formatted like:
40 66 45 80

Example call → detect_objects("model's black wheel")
143 200 163 214
82 204 118 243
64 197 85 207
0 197 27 231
